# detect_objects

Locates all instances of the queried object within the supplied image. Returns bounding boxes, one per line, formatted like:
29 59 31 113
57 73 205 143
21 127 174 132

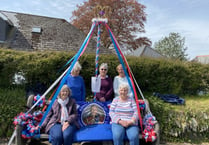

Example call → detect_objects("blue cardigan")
64 75 86 101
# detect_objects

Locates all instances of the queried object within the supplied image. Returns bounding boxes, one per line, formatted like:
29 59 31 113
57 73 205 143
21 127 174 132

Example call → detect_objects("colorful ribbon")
105 23 143 132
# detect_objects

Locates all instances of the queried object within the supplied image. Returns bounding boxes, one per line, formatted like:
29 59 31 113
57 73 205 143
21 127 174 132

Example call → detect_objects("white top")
113 76 133 98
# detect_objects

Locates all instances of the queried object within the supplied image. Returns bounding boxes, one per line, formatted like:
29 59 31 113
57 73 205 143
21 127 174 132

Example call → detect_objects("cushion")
73 124 113 142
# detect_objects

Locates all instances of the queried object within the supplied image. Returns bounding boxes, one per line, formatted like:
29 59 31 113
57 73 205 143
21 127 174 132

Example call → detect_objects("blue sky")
1 0 209 60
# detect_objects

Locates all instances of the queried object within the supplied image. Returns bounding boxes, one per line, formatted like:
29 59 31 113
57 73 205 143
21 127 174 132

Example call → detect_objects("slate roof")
0 10 111 54
127 45 164 58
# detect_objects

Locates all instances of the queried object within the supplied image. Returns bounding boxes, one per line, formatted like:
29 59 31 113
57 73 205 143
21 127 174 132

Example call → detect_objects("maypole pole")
92 5 108 77
93 5 111 77
92 5 109 99
95 22 101 77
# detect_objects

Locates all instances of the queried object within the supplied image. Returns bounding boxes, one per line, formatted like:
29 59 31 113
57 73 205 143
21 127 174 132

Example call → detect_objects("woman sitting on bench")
40 85 79 145
109 83 139 145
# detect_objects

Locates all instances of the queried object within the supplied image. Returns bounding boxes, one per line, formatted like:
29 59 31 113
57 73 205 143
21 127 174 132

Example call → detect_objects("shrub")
0 87 25 137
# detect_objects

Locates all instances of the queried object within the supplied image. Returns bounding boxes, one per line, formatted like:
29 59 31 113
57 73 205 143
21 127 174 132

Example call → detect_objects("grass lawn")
174 95 209 112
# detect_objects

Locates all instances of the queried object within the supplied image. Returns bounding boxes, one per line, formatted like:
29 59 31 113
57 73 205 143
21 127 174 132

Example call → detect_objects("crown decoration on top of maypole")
93 5 112 18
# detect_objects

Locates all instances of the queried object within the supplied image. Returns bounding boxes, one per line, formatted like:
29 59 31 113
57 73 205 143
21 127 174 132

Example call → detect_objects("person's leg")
49 124 63 145
63 124 76 145
126 125 139 145
112 123 125 145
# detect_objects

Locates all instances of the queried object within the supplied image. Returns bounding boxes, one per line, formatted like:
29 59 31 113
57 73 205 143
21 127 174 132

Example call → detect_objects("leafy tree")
70 0 151 51
154 32 188 60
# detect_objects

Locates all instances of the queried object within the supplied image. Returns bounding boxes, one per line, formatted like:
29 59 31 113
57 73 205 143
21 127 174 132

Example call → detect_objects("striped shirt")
109 96 138 125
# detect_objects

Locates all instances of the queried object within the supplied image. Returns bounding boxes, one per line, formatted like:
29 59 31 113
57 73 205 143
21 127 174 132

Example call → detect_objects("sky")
1 0 209 60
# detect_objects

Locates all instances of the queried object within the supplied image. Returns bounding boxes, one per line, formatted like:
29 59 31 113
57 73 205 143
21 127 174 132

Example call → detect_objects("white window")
32 27 42 33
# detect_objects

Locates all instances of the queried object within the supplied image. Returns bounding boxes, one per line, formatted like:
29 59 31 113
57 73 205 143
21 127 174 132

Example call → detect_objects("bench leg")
152 123 160 145
15 125 25 145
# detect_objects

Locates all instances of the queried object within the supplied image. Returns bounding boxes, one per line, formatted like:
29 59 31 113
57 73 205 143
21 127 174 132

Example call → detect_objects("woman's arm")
109 98 120 123
66 99 78 124
104 77 113 100
81 77 86 101
41 104 54 129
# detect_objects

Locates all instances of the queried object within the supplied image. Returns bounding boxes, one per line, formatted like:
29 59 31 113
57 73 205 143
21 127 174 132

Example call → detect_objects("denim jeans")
49 123 76 145
112 123 139 145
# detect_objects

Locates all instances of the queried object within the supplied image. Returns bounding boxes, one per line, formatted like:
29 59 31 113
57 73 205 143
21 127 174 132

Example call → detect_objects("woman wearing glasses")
95 63 113 102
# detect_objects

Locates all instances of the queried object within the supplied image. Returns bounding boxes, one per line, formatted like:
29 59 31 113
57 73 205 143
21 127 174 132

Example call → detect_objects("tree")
154 32 188 60
70 0 151 51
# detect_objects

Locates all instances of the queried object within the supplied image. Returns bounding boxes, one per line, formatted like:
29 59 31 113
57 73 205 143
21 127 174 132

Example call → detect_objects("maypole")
95 23 101 76
93 6 110 77
92 5 110 99
9 4 158 144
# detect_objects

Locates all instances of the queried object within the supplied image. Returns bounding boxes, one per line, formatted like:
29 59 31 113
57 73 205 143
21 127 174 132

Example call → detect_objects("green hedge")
1 48 209 95
0 87 25 137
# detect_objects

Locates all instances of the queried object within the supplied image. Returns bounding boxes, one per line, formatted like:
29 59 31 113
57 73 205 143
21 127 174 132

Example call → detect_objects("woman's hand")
34 125 41 130
62 122 69 131
119 120 134 127
118 120 128 127
99 97 106 102
127 120 135 126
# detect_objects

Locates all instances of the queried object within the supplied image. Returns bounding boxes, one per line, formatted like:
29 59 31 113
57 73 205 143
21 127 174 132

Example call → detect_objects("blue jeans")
49 123 76 145
112 123 139 145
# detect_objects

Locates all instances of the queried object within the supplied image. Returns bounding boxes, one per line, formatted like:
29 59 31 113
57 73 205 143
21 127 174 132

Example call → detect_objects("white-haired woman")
109 83 139 145
41 85 79 145
95 63 113 102
64 61 86 102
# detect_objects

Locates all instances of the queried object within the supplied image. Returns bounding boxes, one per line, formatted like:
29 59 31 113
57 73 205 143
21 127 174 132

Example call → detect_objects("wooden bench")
15 95 160 145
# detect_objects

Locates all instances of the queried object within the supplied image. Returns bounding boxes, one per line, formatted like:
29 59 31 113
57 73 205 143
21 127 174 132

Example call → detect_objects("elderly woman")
64 61 86 102
41 85 79 145
113 64 133 98
109 83 139 145
95 63 113 102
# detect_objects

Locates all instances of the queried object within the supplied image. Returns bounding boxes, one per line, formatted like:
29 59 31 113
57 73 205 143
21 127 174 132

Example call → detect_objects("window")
32 27 42 33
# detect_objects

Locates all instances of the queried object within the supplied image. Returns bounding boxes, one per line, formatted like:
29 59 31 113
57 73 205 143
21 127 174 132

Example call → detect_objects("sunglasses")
101 68 107 71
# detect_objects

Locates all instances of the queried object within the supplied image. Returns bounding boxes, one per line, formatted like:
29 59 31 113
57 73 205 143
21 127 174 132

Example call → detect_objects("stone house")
0 10 110 53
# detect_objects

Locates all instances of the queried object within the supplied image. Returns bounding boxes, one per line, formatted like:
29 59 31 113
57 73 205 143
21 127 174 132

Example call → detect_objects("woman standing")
95 63 113 102
64 61 86 102
113 64 133 98
42 85 79 145
109 83 139 145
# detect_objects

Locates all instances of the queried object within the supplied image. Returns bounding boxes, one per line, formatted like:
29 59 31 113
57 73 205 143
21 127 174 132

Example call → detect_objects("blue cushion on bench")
73 124 113 142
